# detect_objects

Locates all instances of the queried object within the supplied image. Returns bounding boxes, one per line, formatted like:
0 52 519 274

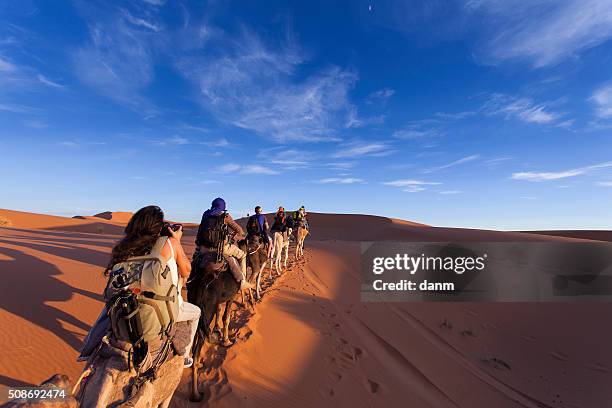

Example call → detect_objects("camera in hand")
160 222 182 237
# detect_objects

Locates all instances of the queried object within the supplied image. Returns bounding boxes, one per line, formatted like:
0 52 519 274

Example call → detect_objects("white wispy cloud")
383 179 442 187
483 94 562 125
326 162 356 170
332 141 395 158
176 123 210 133
344 107 385 128
73 7 160 112
242 165 278 175
318 177 365 184
217 163 278 175
177 29 357 142
423 154 479 174
0 57 16 72
219 163 241 173
258 147 314 170
393 128 440 139
208 138 230 148
270 159 310 168
368 87 395 100
466 0 612 67
37 74 65 89
383 179 441 192
24 119 47 128
592 83 612 118
512 161 612 182
122 10 160 32
403 185 428 193
483 157 512 167
434 111 477 120
439 190 463 194
59 141 78 147
0 102 35 114
151 135 189 146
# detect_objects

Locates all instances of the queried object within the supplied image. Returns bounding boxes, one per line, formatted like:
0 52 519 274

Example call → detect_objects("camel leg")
256 266 263 299
215 304 225 336
274 244 281 275
247 288 256 312
248 287 255 306
222 301 233 347
158 392 174 408
190 334 204 402
283 243 289 268
269 237 276 259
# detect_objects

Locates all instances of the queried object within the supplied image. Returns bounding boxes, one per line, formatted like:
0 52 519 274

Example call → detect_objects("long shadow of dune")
46 222 125 235
0 246 97 351
0 374 35 388
4 227 122 241
3 232 119 250
0 238 111 269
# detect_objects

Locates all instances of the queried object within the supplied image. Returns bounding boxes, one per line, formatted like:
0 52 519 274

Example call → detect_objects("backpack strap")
149 236 168 257
127 237 169 271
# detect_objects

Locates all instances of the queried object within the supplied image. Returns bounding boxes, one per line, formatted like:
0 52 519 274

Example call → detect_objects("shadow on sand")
0 246 101 351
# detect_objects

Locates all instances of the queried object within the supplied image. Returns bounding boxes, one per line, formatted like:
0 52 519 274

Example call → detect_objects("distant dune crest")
0 208 609 242
93 211 134 223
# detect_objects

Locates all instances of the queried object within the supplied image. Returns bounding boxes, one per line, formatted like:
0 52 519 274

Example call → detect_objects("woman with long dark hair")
81 205 200 367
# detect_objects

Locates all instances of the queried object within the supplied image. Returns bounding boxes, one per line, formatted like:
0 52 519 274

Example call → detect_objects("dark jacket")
247 214 269 242
270 212 287 232
196 209 243 247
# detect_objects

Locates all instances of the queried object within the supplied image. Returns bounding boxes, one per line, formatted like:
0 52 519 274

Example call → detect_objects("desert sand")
1 208 611 407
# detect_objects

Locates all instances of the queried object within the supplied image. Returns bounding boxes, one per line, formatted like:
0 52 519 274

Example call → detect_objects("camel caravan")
4 200 309 407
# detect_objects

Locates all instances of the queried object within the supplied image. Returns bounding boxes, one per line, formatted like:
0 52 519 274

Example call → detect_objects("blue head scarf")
207 197 226 217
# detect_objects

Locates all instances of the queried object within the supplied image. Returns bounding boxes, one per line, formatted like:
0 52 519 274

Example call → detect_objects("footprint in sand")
460 328 477 338
481 357 511 371
548 351 568 362
364 378 381 395
587 363 610 373
521 335 537 342
328 371 343 382
439 318 453 330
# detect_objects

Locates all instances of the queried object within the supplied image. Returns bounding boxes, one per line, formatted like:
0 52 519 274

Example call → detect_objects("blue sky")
1 0 612 230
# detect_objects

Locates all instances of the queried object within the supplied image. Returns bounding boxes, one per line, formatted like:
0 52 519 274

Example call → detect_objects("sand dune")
0 209 125 235
1 209 611 407
241 212 605 242
91 211 134 223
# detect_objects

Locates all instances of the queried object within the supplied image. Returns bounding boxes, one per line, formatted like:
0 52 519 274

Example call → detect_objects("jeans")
176 301 201 358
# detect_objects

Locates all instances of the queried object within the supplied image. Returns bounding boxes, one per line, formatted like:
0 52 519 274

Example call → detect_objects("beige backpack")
105 237 180 349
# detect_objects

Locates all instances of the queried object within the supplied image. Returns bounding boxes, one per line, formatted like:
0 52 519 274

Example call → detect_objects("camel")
74 325 189 408
245 235 269 299
295 226 308 260
187 241 255 402
271 228 292 275
4 324 190 408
